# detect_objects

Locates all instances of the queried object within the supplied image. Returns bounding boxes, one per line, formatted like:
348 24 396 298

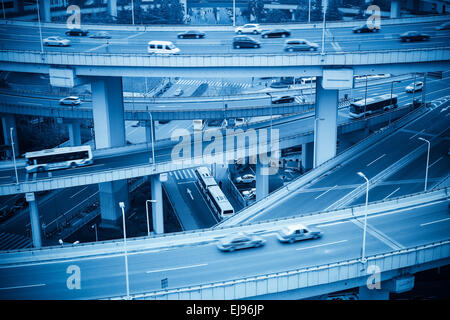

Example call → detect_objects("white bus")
195 166 217 191
25 145 93 173
206 185 235 219
349 94 398 119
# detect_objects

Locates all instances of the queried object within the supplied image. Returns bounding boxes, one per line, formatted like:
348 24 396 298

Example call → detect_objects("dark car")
232 36 261 49
400 31 430 42
261 28 291 38
284 39 318 52
89 31 111 39
65 28 89 36
435 22 450 30
272 95 295 104
177 30 206 39
270 81 290 89
353 24 380 33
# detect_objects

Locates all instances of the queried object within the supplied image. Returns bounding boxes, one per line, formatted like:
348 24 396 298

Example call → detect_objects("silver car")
284 39 318 52
235 174 255 184
277 224 323 243
44 36 71 47
217 232 266 252
59 96 81 106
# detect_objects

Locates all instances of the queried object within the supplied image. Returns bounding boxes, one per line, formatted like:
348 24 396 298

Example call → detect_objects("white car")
235 174 255 184
405 81 423 93
242 188 256 200
235 24 262 35
44 36 71 47
59 96 81 106
173 88 183 96
276 224 323 243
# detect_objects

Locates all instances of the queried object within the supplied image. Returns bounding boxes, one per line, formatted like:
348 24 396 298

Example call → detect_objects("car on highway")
272 95 295 104
405 81 424 93
177 30 206 39
173 88 184 96
216 232 265 252
59 96 81 106
276 224 323 243
234 118 247 127
270 81 290 89
400 31 430 42
235 174 255 184
242 188 256 200
147 40 180 54
235 23 262 34
232 36 261 49
261 28 291 38
65 28 89 36
435 22 450 30
43 36 71 47
352 24 380 33
284 39 318 52
89 31 111 39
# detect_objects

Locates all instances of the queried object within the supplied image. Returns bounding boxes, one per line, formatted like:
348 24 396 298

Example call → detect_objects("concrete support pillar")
67 119 81 147
91 76 126 150
256 161 269 201
98 181 129 226
1 114 19 159
91 76 128 225
38 0 51 23
359 285 390 300
150 174 164 234
26 193 42 248
13 0 24 14
301 142 314 171
390 0 400 18
314 78 338 168
108 0 117 18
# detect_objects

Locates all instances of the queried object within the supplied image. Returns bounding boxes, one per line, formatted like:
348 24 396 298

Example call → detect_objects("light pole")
390 80 401 125
148 112 155 164
265 93 273 134
91 224 98 242
313 117 324 168
321 0 327 55
36 0 44 53
119 202 130 299
145 199 157 237
418 137 430 191
131 0 135 25
10 127 19 185
363 75 368 119
233 0 236 27
412 72 417 107
308 0 311 23
357 171 369 265
1 0 5 19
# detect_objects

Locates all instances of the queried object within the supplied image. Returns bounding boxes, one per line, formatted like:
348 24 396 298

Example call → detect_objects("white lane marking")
85 44 107 52
67 163 105 171
420 217 450 227
314 185 338 200
409 129 425 140
0 176 11 179
295 239 347 251
70 186 89 199
146 263 208 274
46 191 99 226
366 153 386 167
383 187 400 200
429 156 443 169
0 283 46 291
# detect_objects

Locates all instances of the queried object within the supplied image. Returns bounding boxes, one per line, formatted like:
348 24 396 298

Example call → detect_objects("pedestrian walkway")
0 232 32 251
175 79 252 89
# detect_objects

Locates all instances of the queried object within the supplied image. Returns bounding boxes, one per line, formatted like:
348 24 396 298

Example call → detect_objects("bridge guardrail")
0 186 447 265
109 239 450 300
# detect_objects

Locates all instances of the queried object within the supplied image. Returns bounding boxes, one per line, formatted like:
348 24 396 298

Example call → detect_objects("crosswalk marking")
170 168 196 181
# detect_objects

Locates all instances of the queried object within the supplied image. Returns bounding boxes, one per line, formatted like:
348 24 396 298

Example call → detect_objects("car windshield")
168 44 176 49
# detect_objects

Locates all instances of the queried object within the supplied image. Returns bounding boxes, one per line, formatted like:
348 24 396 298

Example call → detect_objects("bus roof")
352 93 397 107
208 185 233 209
25 145 92 158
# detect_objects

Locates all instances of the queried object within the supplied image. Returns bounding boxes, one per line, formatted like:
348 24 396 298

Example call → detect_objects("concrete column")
98 181 129 226
390 0 400 18
314 78 339 168
38 0 51 23
108 0 117 18
91 76 128 225
26 193 42 248
301 142 314 171
1 114 19 159
150 174 164 234
13 0 24 14
359 285 390 300
67 119 81 147
256 161 269 201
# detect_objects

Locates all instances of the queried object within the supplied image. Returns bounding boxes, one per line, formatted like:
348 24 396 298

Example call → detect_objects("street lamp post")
1 0 6 19
412 73 417 107
119 202 130 299
418 137 430 191
10 127 19 185
36 0 44 53
363 75 368 119
91 224 98 242
266 93 273 133
131 0 135 25
357 171 369 265
308 0 311 23
390 80 401 126
321 0 327 55
145 200 157 237
313 118 325 168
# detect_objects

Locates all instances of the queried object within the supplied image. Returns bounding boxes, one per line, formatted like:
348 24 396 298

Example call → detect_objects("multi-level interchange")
0 2 449 300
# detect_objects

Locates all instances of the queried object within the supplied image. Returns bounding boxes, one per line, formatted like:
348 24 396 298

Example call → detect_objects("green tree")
247 0 265 22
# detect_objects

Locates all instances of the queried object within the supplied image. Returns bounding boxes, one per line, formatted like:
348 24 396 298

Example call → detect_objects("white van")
147 41 180 54
193 119 204 131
